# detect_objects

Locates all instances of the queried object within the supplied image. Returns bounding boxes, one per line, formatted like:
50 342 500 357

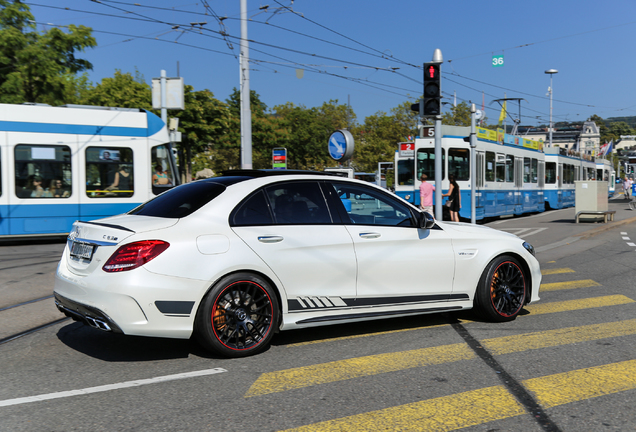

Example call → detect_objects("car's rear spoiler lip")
76 220 136 233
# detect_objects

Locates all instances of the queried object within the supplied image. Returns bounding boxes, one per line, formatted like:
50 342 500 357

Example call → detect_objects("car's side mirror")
418 211 436 229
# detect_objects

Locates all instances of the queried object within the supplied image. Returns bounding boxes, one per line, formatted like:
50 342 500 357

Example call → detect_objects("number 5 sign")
492 55 504 67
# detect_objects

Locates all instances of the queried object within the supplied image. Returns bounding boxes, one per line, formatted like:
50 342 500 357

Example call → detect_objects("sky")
23 0 636 127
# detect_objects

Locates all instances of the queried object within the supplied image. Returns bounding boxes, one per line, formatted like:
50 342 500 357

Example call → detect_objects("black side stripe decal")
288 293 469 312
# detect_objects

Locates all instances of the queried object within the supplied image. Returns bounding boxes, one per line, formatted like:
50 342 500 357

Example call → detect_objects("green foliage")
0 1 96 105
442 102 473 126
80 69 151 109
172 86 231 179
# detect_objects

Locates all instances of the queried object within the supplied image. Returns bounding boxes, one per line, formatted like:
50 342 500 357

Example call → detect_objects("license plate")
70 241 94 261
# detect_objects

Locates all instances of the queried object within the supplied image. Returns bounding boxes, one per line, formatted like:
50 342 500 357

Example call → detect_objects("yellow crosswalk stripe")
525 295 634 315
246 319 636 397
282 360 636 432
541 268 575 275
540 279 600 291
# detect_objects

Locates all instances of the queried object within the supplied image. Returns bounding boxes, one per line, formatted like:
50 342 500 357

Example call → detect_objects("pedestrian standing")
442 174 461 222
419 174 435 217
624 176 632 199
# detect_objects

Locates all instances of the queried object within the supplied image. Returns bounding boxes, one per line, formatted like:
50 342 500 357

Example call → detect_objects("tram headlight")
522 241 535 256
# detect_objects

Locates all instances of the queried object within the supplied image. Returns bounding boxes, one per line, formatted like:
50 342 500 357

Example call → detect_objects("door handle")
258 236 283 243
359 232 381 239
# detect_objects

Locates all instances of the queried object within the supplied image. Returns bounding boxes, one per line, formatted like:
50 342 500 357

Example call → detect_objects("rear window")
129 181 226 218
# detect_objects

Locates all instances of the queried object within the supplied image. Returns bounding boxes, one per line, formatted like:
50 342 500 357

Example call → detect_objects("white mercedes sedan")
54 170 541 357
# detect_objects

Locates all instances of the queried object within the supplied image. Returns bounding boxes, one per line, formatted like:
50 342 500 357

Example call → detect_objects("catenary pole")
240 0 252 169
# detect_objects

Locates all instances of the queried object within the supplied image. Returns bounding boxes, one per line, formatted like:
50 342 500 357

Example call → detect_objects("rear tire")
475 255 527 322
196 273 279 358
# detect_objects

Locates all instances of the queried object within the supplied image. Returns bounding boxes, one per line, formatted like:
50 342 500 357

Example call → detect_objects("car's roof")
221 169 334 178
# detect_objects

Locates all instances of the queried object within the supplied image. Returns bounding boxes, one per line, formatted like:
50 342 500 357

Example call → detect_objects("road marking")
525 295 634 315
0 368 227 408
499 228 547 237
281 360 636 432
246 319 636 397
622 237 630 240
627 242 636 247
541 267 574 275
526 359 636 408
540 279 600 291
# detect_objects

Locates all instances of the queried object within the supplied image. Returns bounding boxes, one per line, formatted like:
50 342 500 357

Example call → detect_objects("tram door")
557 164 564 208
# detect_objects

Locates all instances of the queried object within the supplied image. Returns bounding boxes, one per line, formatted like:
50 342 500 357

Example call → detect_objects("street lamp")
545 69 558 148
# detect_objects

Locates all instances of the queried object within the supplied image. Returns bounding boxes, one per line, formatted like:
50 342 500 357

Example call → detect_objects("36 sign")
492 55 504 67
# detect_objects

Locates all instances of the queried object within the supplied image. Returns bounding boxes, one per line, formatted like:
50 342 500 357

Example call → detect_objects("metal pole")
434 117 443 220
160 69 167 124
470 104 477 224
549 75 553 148
240 0 252 169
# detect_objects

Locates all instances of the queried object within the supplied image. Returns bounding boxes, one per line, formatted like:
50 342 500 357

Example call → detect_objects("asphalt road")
2 196 636 431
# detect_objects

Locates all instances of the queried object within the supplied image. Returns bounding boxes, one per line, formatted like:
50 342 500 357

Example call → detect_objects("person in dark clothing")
442 174 461 222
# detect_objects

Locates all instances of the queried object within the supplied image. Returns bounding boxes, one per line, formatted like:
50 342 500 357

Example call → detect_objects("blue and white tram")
0 103 178 238
596 158 616 196
395 125 548 220
543 148 592 209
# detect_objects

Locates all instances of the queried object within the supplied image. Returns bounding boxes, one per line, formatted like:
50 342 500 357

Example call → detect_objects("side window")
151 144 175 195
86 147 133 198
485 151 495 182
14 144 72 199
495 153 505 182
329 182 414 227
265 181 332 225
531 158 538 183
546 162 556 184
524 157 531 183
505 155 514 183
232 190 274 226
448 148 469 180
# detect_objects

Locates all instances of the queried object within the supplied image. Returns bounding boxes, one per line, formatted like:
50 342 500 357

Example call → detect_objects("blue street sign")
328 130 354 162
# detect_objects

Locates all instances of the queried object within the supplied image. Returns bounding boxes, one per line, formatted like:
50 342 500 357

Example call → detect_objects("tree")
172 86 231 181
442 102 473 126
353 101 419 173
0 0 96 104
80 69 151 109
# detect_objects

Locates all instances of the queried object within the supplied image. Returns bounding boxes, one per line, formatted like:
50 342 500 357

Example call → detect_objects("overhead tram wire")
43 2 415 75
271 0 419 69
31 20 419 100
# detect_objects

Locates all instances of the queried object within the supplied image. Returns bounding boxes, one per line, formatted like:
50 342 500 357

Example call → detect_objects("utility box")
575 181 608 221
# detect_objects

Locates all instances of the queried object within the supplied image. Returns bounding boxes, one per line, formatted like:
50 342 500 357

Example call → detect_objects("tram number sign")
399 143 415 157
422 127 435 137
492 55 504 67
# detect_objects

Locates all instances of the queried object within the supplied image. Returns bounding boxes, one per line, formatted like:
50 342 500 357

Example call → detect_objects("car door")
325 180 456 306
230 180 357 308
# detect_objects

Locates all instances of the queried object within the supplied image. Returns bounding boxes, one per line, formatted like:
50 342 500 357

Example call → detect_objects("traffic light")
422 62 441 117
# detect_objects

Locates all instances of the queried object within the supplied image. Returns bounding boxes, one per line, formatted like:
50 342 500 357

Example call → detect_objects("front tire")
196 273 279 357
475 255 527 322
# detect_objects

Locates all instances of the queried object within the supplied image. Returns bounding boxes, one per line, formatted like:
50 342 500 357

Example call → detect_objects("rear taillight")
102 240 170 273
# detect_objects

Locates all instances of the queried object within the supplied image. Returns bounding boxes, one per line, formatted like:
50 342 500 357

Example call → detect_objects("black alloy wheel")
196 273 278 357
475 255 527 322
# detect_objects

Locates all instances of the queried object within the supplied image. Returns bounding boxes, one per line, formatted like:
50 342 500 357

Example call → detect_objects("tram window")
531 159 538 183
505 155 514 183
151 145 175 194
546 162 556 184
448 148 469 181
0 150 2 197
566 164 575 184
86 147 134 198
523 158 531 183
14 145 72 199
417 148 445 181
485 152 495 182
495 153 505 182
397 158 414 185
